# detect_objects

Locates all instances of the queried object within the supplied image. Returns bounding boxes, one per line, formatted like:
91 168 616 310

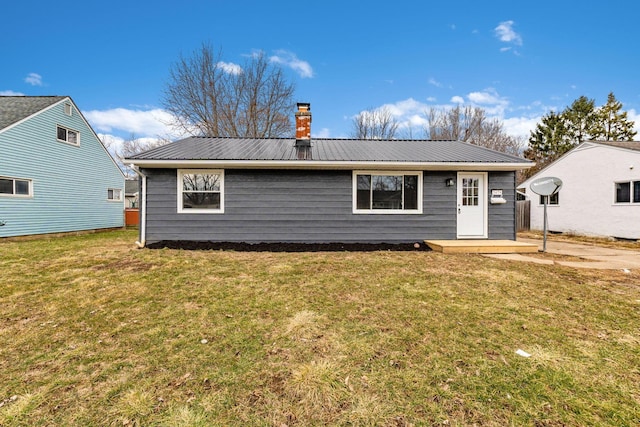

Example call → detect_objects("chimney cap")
296 102 311 111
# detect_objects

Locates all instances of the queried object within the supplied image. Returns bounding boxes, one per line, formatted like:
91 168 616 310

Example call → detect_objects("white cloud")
467 88 510 115
24 73 43 86
217 61 242 75
450 96 465 104
428 78 442 88
426 96 437 102
502 116 540 138
269 50 313 78
0 90 24 96
84 108 179 139
314 127 331 138
494 20 522 46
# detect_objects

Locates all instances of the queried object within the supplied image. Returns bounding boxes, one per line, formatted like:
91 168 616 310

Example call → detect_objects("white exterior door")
457 172 487 238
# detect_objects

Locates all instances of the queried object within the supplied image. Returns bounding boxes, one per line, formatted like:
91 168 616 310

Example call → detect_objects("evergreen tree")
591 92 637 141
524 111 571 178
562 95 597 144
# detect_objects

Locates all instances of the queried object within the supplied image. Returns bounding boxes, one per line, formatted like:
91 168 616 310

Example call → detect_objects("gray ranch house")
126 104 531 246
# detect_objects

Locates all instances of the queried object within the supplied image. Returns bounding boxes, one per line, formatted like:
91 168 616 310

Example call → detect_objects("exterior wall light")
445 178 455 187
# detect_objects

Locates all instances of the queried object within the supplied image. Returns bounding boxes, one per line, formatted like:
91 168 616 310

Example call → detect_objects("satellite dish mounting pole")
529 176 563 254
543 196 548 252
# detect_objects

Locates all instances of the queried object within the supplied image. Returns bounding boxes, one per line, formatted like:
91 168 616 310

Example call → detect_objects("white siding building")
519 141 640 240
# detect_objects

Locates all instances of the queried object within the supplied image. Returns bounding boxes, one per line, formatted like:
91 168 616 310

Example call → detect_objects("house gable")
0 96 125 237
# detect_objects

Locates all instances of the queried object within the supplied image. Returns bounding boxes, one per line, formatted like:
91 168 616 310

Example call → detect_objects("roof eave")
125 159 534 171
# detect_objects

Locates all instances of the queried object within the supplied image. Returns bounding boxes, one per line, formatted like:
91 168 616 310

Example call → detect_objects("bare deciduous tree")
424 105 523 156
162 43 296 138
351 106 399 139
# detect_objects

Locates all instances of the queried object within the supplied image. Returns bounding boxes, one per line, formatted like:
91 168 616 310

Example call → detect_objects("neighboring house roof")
127 137 532 171
518 140 640 190
125 179 139 195
588 140 640 152
0 96 67 130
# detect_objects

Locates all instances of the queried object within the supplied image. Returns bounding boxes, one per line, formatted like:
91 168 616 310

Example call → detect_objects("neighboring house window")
0 176 32 197
353 171 422 214
539 193 559 205
178 169 224 213
614 181 640 204
107 188 123 201
57 125 79 145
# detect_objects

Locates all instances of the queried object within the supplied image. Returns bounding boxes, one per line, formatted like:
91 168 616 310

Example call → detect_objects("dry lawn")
1 230 639 426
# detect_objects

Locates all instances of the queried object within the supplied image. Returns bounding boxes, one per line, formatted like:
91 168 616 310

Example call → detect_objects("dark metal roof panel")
129 137 530 164
0 96 67 130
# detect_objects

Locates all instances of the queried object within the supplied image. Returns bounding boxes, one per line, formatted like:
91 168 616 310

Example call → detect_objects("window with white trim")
614 180 640 204
107 188 122 201
178 170 224 213
539 192 559 205
0 176 32 197
353 171 422 214
57 125 79 145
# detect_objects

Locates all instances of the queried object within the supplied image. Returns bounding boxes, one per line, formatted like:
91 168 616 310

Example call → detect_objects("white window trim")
64 103 73 116
0 175 33 198
352 170 423 214
613 180 640 205
177 169 225 214
539 193 559 206
107 188 123 202
56 125 80 146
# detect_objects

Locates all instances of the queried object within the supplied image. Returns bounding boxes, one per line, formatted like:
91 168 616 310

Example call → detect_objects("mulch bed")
146 241 431 252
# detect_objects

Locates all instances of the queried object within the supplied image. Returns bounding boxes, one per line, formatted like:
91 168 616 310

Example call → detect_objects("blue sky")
2 0 639 150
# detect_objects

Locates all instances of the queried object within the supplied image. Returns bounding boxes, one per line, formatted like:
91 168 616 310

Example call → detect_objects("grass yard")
1 230 639 426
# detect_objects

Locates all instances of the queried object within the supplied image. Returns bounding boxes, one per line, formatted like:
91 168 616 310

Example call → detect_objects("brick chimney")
295 103 311 147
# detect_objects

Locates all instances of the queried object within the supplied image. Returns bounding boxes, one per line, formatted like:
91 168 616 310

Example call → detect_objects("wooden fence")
516 200 530 232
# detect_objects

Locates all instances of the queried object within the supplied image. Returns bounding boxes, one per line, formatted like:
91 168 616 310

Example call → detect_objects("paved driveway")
486 238 640 270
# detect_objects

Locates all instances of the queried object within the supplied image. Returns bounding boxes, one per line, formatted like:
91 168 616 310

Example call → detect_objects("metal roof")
128 136 531 168
0 96 67 130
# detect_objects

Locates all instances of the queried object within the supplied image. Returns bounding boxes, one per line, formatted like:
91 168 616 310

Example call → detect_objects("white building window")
0 176 32 197
107 188 123 201
177 169 224 213
614 181 640 204
539 193 559 205
57 125 79 146
353 171 422 214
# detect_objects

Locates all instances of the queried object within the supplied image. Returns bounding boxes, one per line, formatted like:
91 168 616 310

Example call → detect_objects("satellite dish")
530 176 562 196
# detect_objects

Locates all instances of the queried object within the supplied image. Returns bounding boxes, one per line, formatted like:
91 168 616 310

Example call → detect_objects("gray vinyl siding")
142 169 515 243
487 171 516 240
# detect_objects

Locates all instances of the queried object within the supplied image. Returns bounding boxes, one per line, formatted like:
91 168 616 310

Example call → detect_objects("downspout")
130 165 147 248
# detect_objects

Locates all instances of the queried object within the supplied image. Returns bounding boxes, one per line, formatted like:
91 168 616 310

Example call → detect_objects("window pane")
108 189 114 199
57 126 67 140
67 130 78 144
183 192 220 209
356 175 371 209
183 173 220 192
404 175 418 210
616 182 630 203
372 175 402 209
0 178 12 194
15 180 29 195
634 181 640 203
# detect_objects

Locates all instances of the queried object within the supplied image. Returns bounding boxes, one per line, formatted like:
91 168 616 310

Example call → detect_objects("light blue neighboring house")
0 96 125 237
